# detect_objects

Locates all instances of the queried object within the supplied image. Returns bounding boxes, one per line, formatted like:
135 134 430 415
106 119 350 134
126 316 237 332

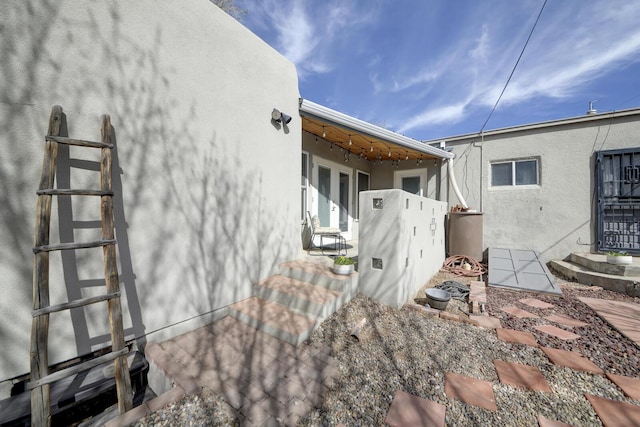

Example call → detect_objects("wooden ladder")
29 105 132 426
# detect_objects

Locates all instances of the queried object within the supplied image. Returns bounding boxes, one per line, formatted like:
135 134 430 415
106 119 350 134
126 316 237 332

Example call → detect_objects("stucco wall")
359 190 447 308
444 114 640 262
0 0 300 382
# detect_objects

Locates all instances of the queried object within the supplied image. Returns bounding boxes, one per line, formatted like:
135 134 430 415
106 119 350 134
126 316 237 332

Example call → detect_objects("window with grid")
491 159 538 187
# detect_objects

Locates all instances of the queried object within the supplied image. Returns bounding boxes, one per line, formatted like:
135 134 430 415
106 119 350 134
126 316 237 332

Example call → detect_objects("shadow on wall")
55 113 146 356
0 0 292 380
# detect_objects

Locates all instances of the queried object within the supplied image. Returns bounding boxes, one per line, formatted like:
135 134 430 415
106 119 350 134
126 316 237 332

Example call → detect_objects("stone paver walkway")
106 280 640 427
539 347 604 375
385 390 446 427
109 316 338 426
577 297 640 346
501 306 539 318
493 360 551 392
534 324 581 340
519 298 555 309
444 372 497 412
496 327 538 346
544 314 588 328
586 394 640 427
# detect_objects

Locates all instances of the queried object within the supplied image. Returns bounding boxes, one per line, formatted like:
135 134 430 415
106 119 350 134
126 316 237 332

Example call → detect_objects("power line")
480 0 548 133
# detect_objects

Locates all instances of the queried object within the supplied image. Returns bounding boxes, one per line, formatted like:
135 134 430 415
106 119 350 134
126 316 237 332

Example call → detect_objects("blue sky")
242 0 640 140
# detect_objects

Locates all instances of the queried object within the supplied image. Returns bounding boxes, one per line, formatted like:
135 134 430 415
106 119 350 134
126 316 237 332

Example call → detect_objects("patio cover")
299 99 453 162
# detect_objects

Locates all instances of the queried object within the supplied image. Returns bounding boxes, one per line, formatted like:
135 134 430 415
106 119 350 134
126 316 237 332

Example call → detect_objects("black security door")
596 147 640 254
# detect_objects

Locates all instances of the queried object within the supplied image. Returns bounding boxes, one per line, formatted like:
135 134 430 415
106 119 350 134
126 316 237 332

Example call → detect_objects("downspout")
447 157 469 210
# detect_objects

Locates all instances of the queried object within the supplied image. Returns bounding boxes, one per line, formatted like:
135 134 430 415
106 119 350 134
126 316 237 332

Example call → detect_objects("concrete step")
278 259 358 295
255 275 344 320
228 297 318 346
569 252 640 277
548 259 640 297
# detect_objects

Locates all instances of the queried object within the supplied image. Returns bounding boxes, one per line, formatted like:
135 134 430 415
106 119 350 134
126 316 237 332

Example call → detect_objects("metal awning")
299 99 453 162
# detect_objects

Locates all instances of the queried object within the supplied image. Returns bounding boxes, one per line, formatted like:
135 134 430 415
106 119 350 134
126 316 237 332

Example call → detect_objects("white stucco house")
1 0 640 398
0 1 455 390
432 108 640 262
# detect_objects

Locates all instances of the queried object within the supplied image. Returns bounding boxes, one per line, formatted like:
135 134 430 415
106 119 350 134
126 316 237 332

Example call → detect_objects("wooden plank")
36 189 114 196
31 292 121 317
33 239 116 253
26 348 128 390
31 104 63 427
101 114 133 413
45 135 113 149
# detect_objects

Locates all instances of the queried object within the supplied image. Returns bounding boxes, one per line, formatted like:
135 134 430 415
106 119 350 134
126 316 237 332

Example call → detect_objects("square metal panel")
488 248 561 295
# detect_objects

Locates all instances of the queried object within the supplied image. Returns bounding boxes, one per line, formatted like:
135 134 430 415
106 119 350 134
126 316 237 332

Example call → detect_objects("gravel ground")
135 273 640 426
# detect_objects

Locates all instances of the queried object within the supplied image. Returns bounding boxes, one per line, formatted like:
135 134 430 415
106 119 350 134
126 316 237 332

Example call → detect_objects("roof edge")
423 107 640 144
299 98 454 159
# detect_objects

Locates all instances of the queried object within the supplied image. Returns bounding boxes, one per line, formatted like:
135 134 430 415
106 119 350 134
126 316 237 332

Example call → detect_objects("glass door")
339 172 349 231
318 165 331 227
314 160 353 239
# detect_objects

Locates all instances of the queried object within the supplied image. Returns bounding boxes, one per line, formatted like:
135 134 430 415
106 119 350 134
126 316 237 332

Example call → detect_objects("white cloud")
396 1 640 132
398 102 468 133
246 1 379 80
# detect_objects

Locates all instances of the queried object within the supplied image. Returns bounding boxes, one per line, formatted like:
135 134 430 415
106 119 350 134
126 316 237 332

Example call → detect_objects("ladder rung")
46 135 113 149
33 239 116 253
32 292 121 317
27 348 129 390
36 189 114 196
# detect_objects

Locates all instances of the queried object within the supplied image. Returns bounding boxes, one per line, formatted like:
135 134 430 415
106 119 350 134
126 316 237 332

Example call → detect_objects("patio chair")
306 211 347 255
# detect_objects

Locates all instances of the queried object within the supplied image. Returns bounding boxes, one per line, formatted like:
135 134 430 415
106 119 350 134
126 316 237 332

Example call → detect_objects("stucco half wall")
0 1 300 382
358 190 447 308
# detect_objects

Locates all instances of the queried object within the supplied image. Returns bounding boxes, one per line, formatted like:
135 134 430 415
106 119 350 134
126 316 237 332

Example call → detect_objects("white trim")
424 107 640 144
299 99 454 159
313 158 354 239
490 158 539 187
355 169 370 220
394 168 428 196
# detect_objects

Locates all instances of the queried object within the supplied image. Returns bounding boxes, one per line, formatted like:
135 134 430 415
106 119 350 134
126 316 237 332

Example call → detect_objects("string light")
322 126 326 138
348 135 352 145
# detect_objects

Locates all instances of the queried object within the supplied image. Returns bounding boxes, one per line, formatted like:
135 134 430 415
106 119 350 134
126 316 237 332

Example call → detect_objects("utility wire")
480 0 548 133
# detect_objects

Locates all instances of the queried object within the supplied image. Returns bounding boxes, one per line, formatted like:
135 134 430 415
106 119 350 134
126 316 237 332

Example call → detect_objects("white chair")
306 211 347 255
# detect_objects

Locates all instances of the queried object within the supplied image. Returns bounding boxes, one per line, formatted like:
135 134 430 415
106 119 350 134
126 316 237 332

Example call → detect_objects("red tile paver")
578 297 640 346
537 414 575 427
585 394 640 427
501 306 539 319
385 390 446 427
520 298 555 309
496 328 538 347
544 314 588 328
540 347 604 375
470 315 502 329
534 325 581 340
494 359 552 392
445 372 497 412
605 372 640 401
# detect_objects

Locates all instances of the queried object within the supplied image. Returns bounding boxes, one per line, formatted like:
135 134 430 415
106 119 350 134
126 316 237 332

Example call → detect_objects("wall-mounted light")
271 108 292 124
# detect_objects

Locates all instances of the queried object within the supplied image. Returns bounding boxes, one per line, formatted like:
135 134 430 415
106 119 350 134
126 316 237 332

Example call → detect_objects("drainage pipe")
447 157 469 209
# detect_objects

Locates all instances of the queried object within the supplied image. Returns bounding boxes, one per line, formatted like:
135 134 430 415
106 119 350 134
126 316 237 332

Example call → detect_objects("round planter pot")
425 288 451 310
332 263 354 275
606 255 633 265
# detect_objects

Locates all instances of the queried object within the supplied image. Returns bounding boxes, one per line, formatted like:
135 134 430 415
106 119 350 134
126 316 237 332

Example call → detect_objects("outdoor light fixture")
271 108 292 124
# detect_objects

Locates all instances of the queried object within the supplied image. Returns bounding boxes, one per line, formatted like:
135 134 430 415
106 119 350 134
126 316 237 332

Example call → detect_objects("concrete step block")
229 297 318 346
549 260 640 297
